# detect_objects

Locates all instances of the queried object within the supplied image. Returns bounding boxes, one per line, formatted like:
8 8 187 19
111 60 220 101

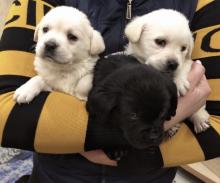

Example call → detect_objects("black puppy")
86 55 177 150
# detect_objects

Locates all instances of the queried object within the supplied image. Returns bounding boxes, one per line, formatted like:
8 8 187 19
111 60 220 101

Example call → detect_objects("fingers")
188 60 205 90
196 75 211 98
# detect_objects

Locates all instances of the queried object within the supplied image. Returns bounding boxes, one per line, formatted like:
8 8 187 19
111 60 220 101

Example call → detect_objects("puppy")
125 9 210 134
86 55 177 150
13 6 105 103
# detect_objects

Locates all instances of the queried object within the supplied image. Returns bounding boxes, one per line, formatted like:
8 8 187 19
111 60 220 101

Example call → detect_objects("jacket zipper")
126 0 133 19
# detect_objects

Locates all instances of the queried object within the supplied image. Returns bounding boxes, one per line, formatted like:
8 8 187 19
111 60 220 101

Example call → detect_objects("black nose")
149 128 161 140
166 60 178 71
45 41 58 52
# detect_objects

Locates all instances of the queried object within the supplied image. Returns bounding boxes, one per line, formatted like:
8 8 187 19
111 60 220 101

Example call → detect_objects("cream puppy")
125 9 210 133
13 6 105 102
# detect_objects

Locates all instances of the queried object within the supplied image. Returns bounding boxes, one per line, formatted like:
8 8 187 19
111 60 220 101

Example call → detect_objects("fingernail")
196 60 202 64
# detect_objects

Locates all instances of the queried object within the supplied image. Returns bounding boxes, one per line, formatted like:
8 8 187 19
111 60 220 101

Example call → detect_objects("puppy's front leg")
75 74 93 101
174 60 192 96
175 60 210 133
13 75 51 104
190 106 210 133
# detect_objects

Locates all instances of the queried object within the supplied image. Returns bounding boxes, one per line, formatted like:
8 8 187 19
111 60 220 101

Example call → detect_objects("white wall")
0 0 14 38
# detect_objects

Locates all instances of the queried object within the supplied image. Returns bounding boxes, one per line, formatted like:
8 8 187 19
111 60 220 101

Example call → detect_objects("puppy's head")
125 9 194 74
87 65 177 150
34 6 105 65
118 68 177 150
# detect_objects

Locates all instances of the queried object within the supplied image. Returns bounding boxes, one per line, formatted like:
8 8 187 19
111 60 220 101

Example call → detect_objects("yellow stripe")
34 92 88 153
192 25 220 60
196 0 214 11
209 115 220 134
0 51 36 77
0 92 16 144
160 123 205 167
35 0 54 25
4 0 54 30
4 0 30 30
207 79 220 101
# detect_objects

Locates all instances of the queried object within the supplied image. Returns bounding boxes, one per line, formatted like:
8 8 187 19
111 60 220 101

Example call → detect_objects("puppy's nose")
149 128 161 140
45 41 58 52
166 60 178 71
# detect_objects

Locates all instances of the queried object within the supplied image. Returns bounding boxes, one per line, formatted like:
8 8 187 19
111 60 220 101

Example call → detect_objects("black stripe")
185 120 220 159
207 101 220 116
43 0 65 6
14 0 21 6
0 28 35 53
2 92 50 151
44 3 53 15
191 1 220 31
27 1 36 27
0 75 30 94
5 15 20 26
199 57 220 79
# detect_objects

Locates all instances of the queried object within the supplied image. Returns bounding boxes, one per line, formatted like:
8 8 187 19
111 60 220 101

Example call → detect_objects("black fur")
86 55 177 149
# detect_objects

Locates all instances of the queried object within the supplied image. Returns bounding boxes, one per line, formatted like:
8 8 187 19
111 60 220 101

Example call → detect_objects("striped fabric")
0 0 219 169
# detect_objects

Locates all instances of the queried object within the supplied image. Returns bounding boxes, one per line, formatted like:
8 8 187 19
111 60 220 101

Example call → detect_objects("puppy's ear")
34 24 40 42
165 79 178 120
86 88 117 124
90 30 105 55
125 16 145 43
186 33 194 59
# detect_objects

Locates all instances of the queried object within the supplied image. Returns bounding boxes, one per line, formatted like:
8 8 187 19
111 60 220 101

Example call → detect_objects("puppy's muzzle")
166 59 178 72
44 41 58 54
142 128 163 142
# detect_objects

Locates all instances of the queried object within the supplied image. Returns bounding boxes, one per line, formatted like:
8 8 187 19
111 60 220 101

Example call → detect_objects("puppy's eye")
130 113 138 120
155 39 166 47
42 27 49 33
181 46 186 52
67 33 78 41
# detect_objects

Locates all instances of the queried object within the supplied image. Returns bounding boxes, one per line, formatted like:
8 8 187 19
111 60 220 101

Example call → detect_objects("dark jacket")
65 0 197 55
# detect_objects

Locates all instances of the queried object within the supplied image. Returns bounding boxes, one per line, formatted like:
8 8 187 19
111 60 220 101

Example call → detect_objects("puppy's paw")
166 124 181 138
194 120 210 134
191 110 210 133
75 93 88 101
13 84 41 104
175 77 190 96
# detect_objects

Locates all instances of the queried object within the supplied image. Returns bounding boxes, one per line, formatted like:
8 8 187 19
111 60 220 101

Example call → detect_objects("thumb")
188 60 205 90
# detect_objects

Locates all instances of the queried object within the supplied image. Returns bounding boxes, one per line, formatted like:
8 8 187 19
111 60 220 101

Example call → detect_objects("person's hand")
164 60 211 130
80 150 117 166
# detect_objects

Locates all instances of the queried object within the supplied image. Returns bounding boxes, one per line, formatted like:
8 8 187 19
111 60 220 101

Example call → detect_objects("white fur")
14 6 105 103
125 9 210 133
